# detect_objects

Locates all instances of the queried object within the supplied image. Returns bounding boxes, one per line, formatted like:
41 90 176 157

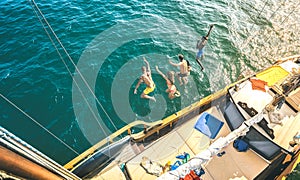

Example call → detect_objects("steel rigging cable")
0 93 80 155
27 0 110 139
27 0 119 134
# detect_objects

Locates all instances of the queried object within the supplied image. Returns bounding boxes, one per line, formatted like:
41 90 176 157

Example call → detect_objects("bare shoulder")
177 61 184 65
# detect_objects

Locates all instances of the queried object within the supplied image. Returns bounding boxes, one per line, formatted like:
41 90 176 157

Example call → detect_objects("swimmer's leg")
183 77 188 85
179 78 183 86
141 93 156 102
176 72 183 86
196 58 204 71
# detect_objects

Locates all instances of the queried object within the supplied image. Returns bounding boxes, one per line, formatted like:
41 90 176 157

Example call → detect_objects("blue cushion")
233 138 249 152
194 112 224 139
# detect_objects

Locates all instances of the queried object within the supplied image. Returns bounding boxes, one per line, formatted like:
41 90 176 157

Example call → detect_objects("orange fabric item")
180 170 201 180
249 78 268 92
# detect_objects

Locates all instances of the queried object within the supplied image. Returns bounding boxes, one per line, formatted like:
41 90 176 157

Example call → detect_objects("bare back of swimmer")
169 54 190 85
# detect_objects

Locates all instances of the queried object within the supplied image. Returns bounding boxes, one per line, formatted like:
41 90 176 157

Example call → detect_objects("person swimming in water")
134 57 156 101
169 54 190 85
196 24 214 71
155 66 180 99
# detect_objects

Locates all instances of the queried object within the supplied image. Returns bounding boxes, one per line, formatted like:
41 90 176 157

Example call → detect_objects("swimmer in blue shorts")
196 24 214 71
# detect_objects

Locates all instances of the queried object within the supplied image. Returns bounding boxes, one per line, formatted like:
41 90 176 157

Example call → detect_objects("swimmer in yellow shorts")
134 57 156 101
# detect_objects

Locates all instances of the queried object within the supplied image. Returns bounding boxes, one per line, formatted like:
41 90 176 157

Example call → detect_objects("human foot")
149 96 156 102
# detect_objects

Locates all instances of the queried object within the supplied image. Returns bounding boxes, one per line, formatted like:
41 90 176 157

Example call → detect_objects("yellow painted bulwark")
256 66 289 86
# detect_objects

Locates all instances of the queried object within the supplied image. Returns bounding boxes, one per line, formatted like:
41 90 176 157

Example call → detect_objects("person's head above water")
141 66 146 72
178 54 184 61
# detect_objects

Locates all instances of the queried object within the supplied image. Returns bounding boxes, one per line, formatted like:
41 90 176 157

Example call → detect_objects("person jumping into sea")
196 24 214 71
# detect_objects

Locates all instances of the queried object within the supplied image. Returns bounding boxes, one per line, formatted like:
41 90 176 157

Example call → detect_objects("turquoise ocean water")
0 0 299 165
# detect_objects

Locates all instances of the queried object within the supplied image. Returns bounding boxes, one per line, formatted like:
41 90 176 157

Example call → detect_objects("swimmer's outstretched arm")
143 57 150 72
134 78 143 94
196 24 214 48
169 59 181 67
205 24 214 38
155 66 168 81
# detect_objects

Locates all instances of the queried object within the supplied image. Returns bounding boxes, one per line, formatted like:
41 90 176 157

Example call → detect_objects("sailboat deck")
126 116 202 180
125 107 270 180
273 113 300 150
202 141 268 180
92 165 126 180
229 78 298 151
195 107 269 180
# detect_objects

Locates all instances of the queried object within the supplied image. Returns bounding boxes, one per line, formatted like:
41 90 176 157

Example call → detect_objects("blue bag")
233 138 249 152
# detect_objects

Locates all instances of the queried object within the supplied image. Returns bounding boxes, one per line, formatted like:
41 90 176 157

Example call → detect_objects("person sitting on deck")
155 66 180 99
134 57 156 101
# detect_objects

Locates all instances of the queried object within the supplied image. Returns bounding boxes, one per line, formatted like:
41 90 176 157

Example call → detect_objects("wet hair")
186 60 190 66
178 54 184 61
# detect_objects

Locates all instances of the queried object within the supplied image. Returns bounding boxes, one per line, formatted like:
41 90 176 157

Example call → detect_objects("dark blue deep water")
1 0 299 164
